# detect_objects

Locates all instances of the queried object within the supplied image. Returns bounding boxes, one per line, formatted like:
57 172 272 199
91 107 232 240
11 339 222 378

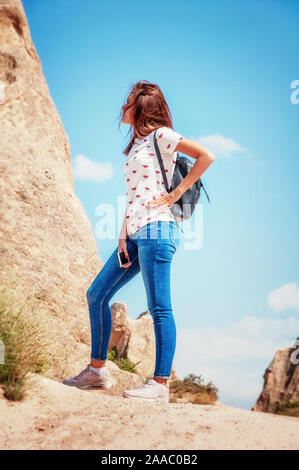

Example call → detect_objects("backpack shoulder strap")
200 181 211 203
153 129 170 192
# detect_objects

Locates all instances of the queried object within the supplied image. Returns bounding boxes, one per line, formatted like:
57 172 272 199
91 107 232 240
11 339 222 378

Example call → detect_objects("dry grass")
0 284 53 401
274 401 299 418
170 373 218 405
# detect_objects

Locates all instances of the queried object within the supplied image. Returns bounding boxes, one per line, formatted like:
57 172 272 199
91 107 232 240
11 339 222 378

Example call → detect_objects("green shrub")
107 347 117 362
107 346 141 374
273 400 299 417
0 285 51 401
170 373 218 404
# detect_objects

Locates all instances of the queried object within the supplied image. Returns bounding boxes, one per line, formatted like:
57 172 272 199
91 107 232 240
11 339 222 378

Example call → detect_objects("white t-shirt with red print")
123 126 184 236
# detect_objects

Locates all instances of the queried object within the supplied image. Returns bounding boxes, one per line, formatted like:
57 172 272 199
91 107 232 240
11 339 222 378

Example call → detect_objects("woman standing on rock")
63 80 215 403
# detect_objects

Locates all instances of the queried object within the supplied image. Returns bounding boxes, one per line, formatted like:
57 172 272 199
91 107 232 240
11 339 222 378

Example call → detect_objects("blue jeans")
86 220 181 379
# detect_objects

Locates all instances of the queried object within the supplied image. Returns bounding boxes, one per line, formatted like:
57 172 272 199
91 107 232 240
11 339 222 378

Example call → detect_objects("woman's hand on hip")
118 237 132 268
145 187 182 209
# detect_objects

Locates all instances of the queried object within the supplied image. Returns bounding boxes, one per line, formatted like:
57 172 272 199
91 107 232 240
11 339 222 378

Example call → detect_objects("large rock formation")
0 0 103 379
0 0 178 386
253 344 299 413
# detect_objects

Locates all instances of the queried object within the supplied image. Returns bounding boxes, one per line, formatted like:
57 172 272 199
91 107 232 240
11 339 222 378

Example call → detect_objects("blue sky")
23 0 299 409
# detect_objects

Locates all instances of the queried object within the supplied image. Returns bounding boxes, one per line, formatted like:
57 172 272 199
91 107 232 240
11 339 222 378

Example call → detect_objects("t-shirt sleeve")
156 126 184 155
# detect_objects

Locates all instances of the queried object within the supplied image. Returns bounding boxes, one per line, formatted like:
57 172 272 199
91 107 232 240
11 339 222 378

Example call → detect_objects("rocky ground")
0 374 298 450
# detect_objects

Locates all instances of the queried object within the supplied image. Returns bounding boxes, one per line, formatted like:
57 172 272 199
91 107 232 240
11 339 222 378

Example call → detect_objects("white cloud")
174 315 298 409
198 134 244 158
72 154 114 183
268 282 299 313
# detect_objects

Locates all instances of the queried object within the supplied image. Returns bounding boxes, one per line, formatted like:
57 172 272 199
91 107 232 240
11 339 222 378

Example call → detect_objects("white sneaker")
123 378 169 404
62 364 112 390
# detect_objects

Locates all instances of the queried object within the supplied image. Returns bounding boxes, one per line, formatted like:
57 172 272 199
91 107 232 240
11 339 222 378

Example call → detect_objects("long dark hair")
118 80 174 156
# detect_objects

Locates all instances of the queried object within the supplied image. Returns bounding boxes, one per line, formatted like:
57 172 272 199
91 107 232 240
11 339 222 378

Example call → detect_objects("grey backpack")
153 129 210 226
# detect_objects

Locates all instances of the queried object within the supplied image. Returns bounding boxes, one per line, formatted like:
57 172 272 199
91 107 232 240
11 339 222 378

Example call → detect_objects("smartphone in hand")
117 249 130 268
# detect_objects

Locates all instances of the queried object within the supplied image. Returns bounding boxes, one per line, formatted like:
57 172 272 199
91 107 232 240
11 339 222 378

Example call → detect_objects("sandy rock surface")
0 374 298 450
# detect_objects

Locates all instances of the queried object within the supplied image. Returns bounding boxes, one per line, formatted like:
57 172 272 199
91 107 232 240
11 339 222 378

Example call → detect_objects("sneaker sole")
77 381 113 390
122 393 169 404
63 381 112 390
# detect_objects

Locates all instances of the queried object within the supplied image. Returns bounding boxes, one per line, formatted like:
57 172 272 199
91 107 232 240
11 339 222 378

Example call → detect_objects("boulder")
253 345 299 412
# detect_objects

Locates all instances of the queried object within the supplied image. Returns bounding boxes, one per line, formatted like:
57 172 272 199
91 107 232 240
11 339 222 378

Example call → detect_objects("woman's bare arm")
118 213 132 268
173 138 215 195
146 137 215 210
119 213 128 241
